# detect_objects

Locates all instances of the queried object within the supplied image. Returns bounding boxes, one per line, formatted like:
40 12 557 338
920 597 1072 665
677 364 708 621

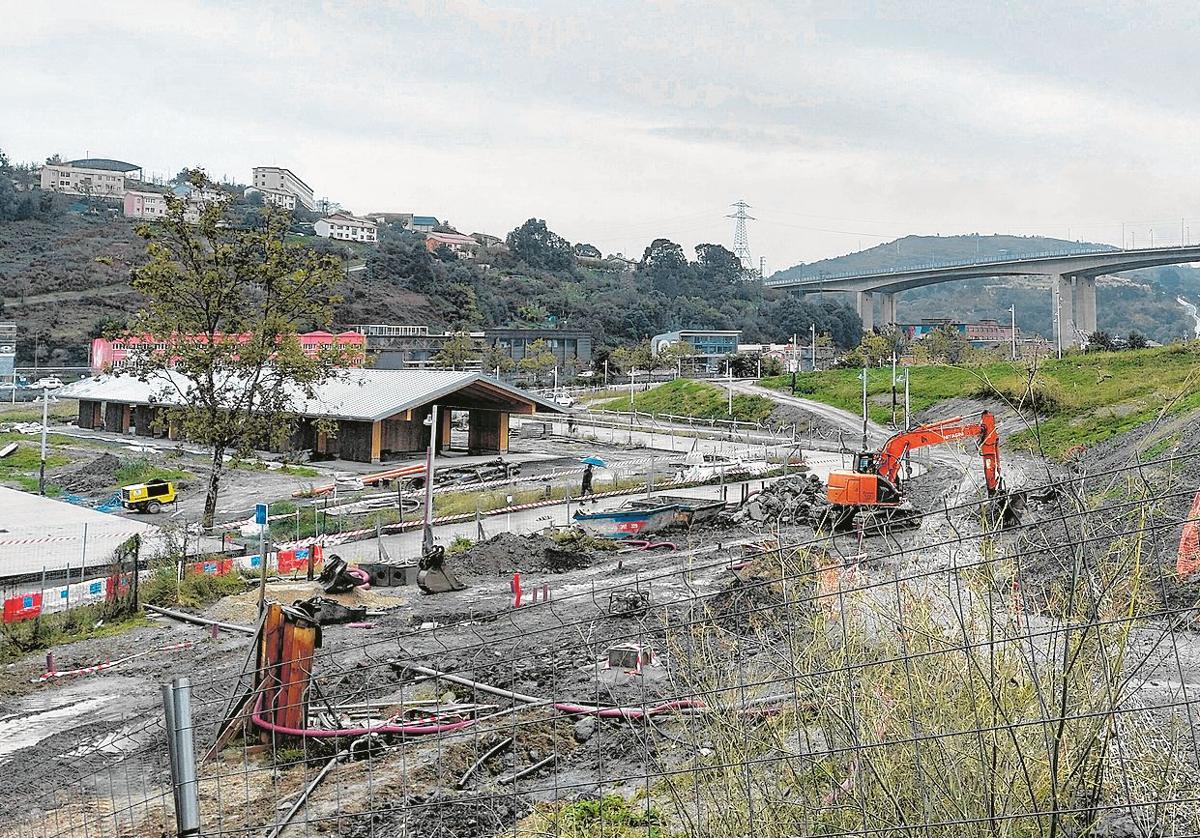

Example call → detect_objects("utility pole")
810 324 817 371
422 405 438 553
1009 304 1017 360
860 367 868 450
790 332 797 394
38 386 48 495
628 369 636 409
727 362 733 416
1054 284 1063 360
603 359 609 388
890 353 897 427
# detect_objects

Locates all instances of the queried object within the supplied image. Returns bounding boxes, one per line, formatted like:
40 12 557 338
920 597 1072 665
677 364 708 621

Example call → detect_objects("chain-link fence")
5 448 1200 837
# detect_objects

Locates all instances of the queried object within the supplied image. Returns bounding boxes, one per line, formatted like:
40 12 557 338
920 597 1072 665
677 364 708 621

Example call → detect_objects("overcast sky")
3 0 1199 271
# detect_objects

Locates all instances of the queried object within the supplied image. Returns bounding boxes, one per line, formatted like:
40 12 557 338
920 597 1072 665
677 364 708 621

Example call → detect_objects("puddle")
0 694 116 758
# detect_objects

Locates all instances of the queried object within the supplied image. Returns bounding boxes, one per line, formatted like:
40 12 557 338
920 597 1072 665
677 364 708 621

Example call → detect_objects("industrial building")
651 329 741 372
59 369 564 463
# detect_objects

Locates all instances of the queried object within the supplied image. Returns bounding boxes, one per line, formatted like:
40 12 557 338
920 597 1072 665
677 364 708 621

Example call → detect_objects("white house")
315 212 378 243
251 166 315 210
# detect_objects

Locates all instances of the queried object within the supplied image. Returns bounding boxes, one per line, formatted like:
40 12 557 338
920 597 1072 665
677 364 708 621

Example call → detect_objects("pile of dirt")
54 453 123 494
702 554 817 634
725 474 829 528
453 532 594 577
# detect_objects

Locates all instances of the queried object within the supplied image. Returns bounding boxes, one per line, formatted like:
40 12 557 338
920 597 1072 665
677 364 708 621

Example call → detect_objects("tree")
656 339 697 374
1126 330 1149 349
844 332 898 368
694 243 742 288
638 238 694 297
609 341 653 374
518 338 557 383
920 324 973 364
1087 330 1116 351
432 333 478 369
506 218 574 272
480 344 516 376
127 170 349 528
574 242 601 259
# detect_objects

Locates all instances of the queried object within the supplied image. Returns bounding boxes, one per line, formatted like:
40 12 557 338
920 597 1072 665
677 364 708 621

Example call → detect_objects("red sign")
3 593 43 623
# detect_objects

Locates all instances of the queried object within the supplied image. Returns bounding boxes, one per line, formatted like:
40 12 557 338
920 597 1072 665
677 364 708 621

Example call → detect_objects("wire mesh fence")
4 447 1200 837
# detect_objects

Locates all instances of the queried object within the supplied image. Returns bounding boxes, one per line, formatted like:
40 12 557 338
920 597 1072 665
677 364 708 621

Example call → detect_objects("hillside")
760 342 1200 458
771 234 1200 344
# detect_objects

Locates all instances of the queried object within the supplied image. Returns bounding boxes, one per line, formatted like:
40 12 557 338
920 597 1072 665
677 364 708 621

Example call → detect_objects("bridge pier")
1055 275 1077 348
880 292 897 327
857 290 874 332
1075 276 1097 337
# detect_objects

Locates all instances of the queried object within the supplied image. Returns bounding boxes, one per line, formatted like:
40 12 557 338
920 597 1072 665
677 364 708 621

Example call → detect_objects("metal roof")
66 158 141 172
59 369 564 422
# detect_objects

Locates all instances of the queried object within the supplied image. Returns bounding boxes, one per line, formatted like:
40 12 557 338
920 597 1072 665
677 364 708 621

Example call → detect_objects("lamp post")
859 367 868 450
421 405 438 553
38 385 49 495
810 323 817 371
1008 304 1017 360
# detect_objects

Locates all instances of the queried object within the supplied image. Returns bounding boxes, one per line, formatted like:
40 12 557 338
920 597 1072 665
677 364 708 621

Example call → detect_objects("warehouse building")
60 369 564 463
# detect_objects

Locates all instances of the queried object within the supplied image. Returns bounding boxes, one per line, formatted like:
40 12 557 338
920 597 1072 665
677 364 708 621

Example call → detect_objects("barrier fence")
5 445 1200 837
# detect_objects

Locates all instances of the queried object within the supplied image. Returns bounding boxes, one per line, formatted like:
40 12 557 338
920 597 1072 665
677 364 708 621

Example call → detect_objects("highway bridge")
765 244 1200 346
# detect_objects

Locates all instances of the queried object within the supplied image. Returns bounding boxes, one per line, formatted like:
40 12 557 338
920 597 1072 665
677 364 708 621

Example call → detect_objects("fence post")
162 676 201 837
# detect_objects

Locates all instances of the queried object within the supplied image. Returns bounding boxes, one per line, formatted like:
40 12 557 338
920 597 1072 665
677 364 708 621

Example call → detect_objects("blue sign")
255 503 268 526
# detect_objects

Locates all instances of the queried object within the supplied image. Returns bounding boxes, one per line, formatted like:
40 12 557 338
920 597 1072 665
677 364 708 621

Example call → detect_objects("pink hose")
553 699 707 719
250 694 476 738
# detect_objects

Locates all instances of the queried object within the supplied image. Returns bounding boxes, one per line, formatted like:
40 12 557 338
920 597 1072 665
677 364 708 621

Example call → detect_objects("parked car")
34 376 63 389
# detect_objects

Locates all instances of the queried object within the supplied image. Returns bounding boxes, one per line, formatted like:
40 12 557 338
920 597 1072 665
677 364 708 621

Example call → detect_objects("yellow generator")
120 478 177 514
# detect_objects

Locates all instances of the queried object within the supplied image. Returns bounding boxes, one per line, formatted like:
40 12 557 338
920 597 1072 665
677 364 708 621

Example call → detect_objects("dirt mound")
55 453 123 494
726 474 828 528
453 532 594 577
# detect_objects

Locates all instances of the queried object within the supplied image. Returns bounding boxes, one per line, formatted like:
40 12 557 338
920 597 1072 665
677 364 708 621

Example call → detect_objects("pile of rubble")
726 474 830 527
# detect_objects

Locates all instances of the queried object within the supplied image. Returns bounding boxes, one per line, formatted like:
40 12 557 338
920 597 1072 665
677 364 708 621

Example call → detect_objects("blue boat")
573 503 680 539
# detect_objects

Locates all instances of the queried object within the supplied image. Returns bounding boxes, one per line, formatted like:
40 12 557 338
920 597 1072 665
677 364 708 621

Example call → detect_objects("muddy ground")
3 401 1200 836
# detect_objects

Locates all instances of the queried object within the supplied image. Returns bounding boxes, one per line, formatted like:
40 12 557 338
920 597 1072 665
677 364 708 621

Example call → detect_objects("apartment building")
251 166 315 210
40 158 142 198
315 212 379 243
424 231 478 257
90 331 365 372
123 190 169 220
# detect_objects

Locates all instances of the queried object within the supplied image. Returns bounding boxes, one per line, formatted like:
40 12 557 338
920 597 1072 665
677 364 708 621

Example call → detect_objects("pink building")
90 331 366 372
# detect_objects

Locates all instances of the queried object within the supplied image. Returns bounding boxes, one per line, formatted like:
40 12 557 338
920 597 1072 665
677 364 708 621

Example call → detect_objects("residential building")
424 231 479 257
90 330 365 372
40 158 142 198
123 190 169 220
471 232 503 248
651 329 741 372
315 212 379 243
251 166 315 210
367 212 414 228
411 215 440 233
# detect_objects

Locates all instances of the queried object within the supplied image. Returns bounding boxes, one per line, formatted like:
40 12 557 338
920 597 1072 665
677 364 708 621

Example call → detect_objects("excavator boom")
876 411 1000 493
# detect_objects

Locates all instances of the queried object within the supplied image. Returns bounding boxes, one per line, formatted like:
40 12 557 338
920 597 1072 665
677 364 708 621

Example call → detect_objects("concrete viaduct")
764 245 1200 346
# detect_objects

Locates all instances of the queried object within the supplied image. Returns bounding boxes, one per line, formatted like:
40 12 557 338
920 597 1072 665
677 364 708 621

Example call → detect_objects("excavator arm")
876 411 1001 494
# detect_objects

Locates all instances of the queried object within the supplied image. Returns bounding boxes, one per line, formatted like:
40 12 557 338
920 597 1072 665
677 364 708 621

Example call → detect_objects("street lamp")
421 406 438 552
37 383 51 495
1008 304 1017 361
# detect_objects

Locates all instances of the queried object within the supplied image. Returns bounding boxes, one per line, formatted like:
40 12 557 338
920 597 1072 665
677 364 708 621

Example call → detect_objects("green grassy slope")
597 378 776 423
760 343 1200 457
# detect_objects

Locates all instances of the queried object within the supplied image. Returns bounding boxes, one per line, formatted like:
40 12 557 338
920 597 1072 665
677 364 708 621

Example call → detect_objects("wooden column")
437 406 452 451
499 411 509 453
370 420 382 464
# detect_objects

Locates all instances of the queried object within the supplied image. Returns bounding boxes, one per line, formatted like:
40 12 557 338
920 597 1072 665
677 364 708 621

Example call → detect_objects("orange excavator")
824 410 1019 531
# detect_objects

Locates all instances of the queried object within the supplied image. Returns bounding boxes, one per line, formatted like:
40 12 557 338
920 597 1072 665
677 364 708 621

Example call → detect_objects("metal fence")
5 448 1200 837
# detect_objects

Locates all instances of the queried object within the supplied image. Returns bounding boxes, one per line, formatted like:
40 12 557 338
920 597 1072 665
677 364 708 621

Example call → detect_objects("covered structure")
60 369 565 463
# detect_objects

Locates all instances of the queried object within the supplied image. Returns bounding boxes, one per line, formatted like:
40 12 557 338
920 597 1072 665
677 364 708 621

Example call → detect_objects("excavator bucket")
416 545 466 594
983 489 1025 530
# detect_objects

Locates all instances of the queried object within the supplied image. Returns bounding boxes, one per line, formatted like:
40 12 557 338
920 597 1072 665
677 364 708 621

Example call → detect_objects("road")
727 380 890 446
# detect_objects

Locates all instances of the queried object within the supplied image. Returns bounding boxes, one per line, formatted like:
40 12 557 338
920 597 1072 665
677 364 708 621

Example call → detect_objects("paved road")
727 381 890 446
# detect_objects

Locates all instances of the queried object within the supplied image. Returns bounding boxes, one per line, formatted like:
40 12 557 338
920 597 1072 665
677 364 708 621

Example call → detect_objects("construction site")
2 370 1200 838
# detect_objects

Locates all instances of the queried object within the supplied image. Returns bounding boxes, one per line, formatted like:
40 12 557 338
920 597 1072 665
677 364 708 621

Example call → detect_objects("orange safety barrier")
1178 489 1200 578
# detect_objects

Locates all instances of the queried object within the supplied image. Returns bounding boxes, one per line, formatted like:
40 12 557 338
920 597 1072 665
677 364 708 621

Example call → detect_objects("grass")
523 794 668 837
759 342 1200 458
140 561 250 609
597 379 776 423
0 399 78 424
114 457 192 486
0 605 147 664
228 458 320 478
0 437 69 493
